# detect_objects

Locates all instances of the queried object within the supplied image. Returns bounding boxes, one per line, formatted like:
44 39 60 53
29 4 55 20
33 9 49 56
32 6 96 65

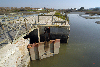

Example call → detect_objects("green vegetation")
54 12 65 20
54 11 69 22
27 9 45 12
13 10 20 12
41 14 45 15
85 11 100 15
87 10 92 11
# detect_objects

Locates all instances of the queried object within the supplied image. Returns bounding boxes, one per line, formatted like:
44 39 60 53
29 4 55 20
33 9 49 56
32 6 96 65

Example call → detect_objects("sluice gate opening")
23 29 39 44
23 25 70 61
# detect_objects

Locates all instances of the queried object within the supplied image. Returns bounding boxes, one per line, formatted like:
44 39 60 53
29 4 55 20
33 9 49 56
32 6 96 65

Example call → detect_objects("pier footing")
27 39 60 60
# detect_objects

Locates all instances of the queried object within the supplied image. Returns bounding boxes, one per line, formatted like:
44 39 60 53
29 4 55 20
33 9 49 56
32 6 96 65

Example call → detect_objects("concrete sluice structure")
0 11 70 67
24 25 70 61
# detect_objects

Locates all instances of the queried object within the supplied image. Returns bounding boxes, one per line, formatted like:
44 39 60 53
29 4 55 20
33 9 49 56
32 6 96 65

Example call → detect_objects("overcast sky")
0 0 100 9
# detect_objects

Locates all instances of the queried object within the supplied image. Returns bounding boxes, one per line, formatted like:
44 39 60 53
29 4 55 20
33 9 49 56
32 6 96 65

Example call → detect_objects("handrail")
0 16 36 44
38 14 67 22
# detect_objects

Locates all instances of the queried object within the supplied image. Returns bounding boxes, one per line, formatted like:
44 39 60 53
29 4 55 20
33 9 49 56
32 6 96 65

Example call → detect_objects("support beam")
38 28 40 42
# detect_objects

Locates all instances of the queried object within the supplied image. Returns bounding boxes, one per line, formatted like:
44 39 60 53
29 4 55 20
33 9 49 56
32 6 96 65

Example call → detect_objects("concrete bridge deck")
0 11 70 45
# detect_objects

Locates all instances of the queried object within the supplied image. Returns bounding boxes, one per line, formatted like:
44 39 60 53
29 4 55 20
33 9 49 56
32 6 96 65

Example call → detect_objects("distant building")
32 8 43 10
74 8 77 10
32 8 40 10
38 8 42 10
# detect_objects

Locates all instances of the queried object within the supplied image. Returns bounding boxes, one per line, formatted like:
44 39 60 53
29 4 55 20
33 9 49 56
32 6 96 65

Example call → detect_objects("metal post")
52 14 53 25
65 12 66 20
52 14 53 22
35 15 36 24
38 14 39 22
38 28 40 42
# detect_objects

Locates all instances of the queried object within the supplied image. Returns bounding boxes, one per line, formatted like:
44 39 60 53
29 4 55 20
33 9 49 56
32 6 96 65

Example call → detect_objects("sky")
0 0 100 9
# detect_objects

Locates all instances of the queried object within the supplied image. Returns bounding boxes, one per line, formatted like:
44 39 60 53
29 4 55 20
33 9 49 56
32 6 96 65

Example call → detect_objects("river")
28 14 100 67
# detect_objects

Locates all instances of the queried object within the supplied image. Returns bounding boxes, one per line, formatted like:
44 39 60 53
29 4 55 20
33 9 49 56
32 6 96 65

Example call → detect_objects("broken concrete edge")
27 39 60 48
27 42 44 48
0 37 30 67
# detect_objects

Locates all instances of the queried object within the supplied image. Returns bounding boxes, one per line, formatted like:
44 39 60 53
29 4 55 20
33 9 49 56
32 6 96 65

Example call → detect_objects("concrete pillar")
28 43 39 60
44 41 50 52
38 28 40 42
38 42 45 59
34 43 39 60
49 40 55 53
54 39 60 54
28 44 35 60
46 41 51 53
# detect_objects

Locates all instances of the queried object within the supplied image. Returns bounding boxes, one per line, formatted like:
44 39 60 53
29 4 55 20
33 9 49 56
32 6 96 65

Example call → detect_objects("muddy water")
29 14 100 67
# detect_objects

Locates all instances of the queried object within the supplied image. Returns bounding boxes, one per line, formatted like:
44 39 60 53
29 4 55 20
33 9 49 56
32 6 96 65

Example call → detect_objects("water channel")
29 13 100 67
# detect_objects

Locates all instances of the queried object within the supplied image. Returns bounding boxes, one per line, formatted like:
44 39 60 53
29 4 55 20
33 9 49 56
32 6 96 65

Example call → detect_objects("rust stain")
15 41 18 44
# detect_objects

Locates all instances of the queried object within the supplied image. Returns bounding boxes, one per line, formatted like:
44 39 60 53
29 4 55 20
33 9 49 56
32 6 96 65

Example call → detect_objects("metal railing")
38 14 68 22
0 15 37 44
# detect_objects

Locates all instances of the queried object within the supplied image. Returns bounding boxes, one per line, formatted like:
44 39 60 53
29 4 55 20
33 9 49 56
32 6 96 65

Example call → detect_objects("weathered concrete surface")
27 39 60 60
0 38 30 67
54 39 60 54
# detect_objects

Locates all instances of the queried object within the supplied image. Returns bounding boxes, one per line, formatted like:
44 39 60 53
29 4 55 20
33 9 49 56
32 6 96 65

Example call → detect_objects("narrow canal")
29 14 100 67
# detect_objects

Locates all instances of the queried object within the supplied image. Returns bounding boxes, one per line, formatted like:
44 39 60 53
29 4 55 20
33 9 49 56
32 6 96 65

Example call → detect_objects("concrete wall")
0 38 30 67
38 25 70 42
38 25 70 35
